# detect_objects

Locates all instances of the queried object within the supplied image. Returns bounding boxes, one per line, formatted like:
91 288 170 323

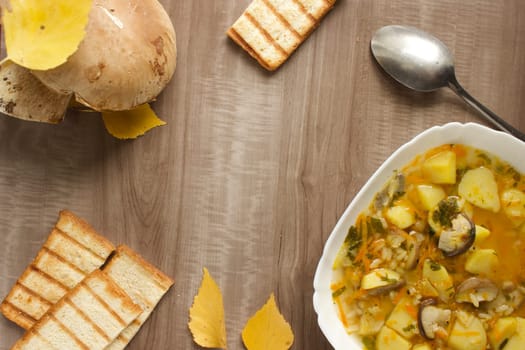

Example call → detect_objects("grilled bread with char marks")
227 0 336 70
11 269 142 350
0 210 114 329
103 245 174 350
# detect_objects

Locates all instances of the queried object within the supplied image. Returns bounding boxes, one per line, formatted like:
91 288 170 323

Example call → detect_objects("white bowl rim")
312 122 525 349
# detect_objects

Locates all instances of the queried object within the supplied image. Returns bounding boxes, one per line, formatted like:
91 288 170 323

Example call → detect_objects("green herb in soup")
331 144 525 350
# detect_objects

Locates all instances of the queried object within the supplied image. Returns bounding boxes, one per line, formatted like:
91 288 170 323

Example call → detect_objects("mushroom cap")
0 60 71 123
417 298 451 340
438 213 475 257
456 277 498 307
32 0 176 111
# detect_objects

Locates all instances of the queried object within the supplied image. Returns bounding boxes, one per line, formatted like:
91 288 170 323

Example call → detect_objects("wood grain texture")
1 0 524 349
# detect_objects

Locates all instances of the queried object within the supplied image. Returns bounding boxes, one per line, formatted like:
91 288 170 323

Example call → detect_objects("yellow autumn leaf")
101 104 166 139
2 0 92 70
188 268 227 349
242 294 294 350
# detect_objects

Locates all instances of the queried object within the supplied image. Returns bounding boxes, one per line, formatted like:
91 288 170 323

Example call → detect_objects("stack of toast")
1 210 173 350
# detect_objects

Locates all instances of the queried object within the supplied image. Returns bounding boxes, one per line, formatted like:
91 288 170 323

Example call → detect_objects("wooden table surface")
1 1 524 349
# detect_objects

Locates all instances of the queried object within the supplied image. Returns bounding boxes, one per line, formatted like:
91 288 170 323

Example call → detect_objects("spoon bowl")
370 25 525 141
371 25 454 92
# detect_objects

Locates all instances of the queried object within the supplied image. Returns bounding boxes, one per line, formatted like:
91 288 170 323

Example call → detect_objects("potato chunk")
359 310 385 336
489 317 517 350
376 325 411 350
422 260 454 302
458 167 500 212
361 268 401 291
448 311 486 350
501 188 525 227
474 225 490 245
413 345 432 350
385 205 415 229
465 249 499 277
415 278 439 298
422 150 456 184
504 317 525 350
417 184 446 211
385 297 418 339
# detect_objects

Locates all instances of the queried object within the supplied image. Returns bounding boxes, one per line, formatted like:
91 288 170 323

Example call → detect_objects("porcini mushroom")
405 231 424 270
456 277 499 307
417 298 451 340
438 213 475 257
32 0 177 111
0 60 71 123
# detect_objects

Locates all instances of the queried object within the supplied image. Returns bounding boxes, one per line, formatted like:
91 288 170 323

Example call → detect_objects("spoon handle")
448 77 525 142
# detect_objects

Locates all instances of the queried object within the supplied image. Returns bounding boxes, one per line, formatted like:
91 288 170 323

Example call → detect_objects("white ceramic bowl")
312 122 525 349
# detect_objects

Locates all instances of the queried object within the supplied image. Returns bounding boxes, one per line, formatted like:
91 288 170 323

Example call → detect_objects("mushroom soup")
331 144 525 350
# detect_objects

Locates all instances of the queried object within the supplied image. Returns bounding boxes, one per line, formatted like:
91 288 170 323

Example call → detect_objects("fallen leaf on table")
2 0 92 70
188 267 227 349
101 104 166 139
242 293 294 350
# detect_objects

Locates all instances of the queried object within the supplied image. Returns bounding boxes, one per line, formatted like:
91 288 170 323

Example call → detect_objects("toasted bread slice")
103 245 173 349
227 0 336 70
0 211 115 329
55 210 115 260
11 270 142 350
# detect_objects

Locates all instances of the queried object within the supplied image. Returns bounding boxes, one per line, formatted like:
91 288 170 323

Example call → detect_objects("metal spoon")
370 25 525 142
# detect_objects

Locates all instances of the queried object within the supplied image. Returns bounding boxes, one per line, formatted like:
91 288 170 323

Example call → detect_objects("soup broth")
331 144 525 350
